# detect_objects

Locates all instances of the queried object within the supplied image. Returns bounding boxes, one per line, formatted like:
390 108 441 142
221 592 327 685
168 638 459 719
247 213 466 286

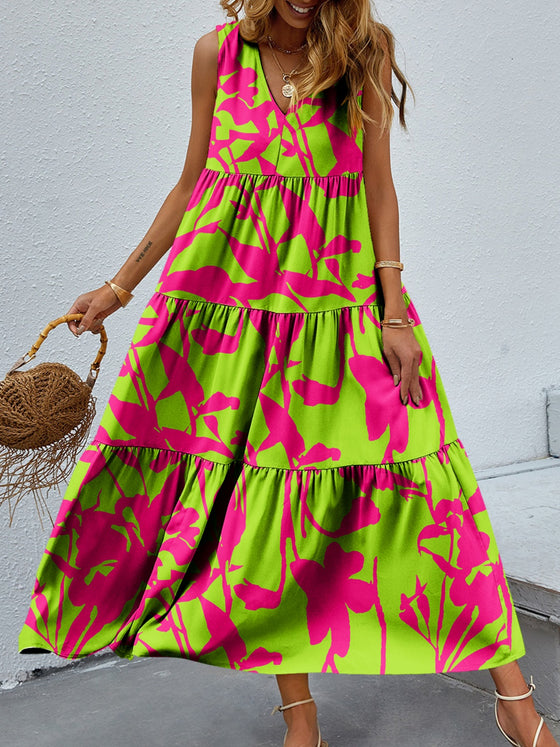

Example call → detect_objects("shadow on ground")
1 655 559 746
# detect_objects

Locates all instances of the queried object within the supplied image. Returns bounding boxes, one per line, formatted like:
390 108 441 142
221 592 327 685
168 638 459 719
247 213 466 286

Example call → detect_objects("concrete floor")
1 655 559 746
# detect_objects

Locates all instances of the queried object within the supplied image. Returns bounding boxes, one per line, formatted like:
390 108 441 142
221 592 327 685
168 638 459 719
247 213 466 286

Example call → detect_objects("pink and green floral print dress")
19 20 525 675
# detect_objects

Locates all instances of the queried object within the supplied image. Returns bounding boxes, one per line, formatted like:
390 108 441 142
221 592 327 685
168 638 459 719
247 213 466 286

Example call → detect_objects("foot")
282 699 321 747
496 697 559 747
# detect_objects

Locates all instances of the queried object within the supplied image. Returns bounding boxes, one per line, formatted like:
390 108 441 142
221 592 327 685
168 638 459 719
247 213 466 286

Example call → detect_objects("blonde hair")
219 0 413 136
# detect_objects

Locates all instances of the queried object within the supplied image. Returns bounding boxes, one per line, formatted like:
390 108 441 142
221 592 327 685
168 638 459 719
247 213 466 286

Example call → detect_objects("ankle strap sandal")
271 697 328 747
494 676 545 747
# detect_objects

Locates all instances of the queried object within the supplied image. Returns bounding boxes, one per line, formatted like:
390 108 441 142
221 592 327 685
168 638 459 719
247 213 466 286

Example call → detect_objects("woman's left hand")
382 326 423 406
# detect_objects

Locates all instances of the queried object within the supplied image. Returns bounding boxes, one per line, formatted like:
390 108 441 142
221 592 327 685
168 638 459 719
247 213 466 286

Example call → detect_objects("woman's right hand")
66 284 123 337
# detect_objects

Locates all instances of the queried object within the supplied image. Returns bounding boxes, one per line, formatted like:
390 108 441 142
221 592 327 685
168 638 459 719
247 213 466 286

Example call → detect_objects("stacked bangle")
105 280 134 307
375 260 404 271
381 318 415 329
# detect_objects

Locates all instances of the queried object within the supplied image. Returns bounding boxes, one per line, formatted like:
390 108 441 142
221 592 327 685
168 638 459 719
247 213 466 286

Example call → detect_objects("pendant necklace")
267 40 300 98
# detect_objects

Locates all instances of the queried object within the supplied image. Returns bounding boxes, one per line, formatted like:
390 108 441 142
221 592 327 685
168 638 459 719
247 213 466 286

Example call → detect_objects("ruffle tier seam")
153 290 412 316
201 167 363 180
91 438 462 473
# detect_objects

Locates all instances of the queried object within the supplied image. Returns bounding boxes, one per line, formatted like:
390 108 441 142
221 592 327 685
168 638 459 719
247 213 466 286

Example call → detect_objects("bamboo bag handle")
7 313 108 388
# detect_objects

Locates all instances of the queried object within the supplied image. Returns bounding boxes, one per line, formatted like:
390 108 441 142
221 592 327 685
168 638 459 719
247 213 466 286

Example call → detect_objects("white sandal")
271 697 328 747
494 675 545 747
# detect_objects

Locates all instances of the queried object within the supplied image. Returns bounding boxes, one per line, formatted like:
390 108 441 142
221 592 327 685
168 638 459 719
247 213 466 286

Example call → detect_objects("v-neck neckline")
254 41 297 121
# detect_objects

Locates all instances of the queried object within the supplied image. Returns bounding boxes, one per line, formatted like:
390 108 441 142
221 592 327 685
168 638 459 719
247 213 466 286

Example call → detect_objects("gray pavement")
1 654 559 746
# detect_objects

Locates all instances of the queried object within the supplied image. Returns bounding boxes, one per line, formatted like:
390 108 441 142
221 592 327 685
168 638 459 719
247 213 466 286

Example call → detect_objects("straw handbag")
0 313 107 524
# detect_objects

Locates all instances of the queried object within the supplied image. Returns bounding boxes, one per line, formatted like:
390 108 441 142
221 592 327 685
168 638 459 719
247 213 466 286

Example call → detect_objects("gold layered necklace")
267 39 301 98
267 34 307 55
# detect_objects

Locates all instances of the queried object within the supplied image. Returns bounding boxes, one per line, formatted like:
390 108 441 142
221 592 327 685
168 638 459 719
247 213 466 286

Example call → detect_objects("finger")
66 303 85 338
90 318 104 334
399 356 414 405
409 353 422 405
68 321 80 338
76 307 101 335
383 348 401 386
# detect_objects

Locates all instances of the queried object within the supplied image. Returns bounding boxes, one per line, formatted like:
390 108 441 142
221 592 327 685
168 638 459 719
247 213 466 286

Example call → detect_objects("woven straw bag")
0 313 107 524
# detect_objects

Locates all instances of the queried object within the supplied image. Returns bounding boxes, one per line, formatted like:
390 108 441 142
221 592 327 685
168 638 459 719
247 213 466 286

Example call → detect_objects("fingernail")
393 375 399 386
403 395 408 405
77 325 85 335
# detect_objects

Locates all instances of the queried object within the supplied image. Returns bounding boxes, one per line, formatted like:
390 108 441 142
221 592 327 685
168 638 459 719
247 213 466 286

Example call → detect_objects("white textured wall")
1 0 559 683
385 0 560 468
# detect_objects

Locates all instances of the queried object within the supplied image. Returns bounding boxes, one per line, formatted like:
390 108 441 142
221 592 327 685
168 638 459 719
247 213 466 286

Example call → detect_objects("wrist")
383 301 407 319
381 316 415 329
378 275 404 308
105 280 134 307
111 273 136 292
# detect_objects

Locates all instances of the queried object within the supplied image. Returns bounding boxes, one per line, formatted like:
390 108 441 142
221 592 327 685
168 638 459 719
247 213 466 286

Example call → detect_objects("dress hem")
18 638 526 676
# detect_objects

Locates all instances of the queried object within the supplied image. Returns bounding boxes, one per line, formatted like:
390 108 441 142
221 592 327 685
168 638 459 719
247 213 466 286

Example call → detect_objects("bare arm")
68 29 219 335
362 39 422 406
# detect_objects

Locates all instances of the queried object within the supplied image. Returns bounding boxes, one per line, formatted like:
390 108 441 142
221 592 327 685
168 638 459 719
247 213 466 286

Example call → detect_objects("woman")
19 1 558 746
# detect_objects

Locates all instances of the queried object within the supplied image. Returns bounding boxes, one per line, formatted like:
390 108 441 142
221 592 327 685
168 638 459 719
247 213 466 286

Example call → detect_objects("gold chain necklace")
266 34 307 55
267 40 300 98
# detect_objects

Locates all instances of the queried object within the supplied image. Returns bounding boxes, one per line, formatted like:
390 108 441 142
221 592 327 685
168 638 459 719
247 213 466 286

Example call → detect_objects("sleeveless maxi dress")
19 20 525 675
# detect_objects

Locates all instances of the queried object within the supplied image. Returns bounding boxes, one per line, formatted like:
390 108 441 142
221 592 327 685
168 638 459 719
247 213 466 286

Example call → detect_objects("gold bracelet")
381 318 415 329
374 260 404 271
105 280 134 307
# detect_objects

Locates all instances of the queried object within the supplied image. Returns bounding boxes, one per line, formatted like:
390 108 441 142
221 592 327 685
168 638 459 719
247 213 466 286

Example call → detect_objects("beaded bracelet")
105 280 134 307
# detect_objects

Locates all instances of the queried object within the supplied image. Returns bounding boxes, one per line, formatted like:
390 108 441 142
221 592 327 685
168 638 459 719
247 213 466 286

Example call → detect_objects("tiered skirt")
19 169 525 673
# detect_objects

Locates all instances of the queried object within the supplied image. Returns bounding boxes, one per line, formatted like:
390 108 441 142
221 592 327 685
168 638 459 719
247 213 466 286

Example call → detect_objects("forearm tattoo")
135 240 153 263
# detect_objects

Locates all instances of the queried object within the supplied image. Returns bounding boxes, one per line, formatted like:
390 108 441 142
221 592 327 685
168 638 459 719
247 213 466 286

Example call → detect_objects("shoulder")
194 20 242 57
190 29 220 98
193 28 219 64
192 29 219 90
362 26 392 108
374 25 391 57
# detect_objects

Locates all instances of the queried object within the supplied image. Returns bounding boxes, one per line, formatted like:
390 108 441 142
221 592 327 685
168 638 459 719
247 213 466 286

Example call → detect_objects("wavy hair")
219 0 413 136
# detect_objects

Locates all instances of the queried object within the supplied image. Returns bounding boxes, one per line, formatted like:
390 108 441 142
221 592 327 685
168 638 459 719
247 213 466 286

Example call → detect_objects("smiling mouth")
286 1 315 15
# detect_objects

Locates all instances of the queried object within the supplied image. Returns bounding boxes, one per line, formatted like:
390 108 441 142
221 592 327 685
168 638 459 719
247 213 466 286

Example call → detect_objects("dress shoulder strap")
215 20 241 75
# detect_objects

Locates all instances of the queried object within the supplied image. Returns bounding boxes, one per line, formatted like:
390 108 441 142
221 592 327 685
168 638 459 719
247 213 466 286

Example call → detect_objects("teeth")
288 1 313 14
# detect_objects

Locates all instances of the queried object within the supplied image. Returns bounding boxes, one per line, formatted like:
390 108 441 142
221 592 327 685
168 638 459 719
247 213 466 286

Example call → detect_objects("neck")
268 12 308 50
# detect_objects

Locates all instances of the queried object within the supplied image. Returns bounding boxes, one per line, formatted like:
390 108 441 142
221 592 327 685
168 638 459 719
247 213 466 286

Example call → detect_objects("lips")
286 1 315 16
